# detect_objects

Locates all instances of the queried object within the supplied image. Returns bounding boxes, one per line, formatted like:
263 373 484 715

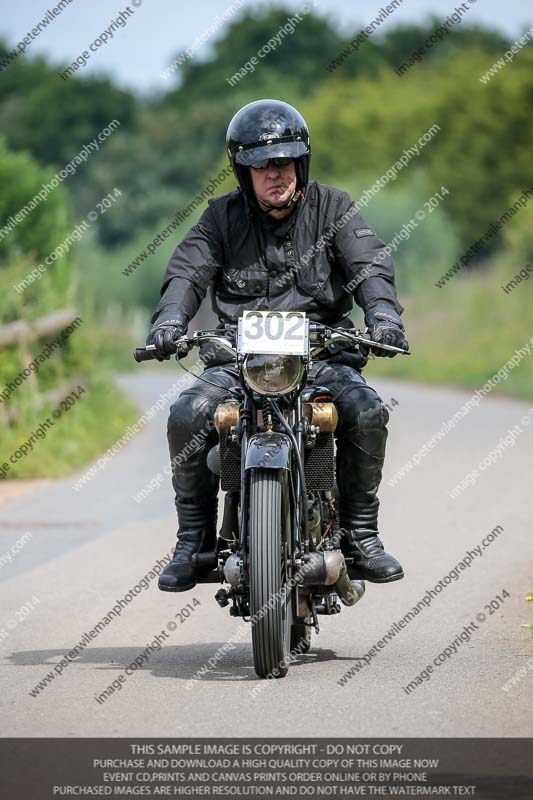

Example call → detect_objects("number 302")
246 311 304 342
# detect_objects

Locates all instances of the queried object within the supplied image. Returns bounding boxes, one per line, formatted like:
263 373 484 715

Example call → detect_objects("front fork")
217 388 309 621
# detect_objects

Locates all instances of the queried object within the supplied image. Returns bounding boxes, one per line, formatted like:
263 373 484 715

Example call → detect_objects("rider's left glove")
364 305 409 358
147 312 188 361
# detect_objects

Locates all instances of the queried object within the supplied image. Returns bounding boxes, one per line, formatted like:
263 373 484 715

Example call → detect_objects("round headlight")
243 354 304 395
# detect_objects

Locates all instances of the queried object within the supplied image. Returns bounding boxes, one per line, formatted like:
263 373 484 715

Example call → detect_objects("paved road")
1 371 531 736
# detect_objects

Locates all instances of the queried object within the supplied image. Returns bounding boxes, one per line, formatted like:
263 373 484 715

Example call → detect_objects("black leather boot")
341 530 404 583
339 481 404 583
339 474 404 583
159 498 217 592
335 390 404 583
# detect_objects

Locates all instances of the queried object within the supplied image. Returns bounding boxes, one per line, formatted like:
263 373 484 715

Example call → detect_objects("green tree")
0 136 72 325
161 6 348 105
0 43 136 168
305 46 533 253
75 104 235 246
377 19 509 71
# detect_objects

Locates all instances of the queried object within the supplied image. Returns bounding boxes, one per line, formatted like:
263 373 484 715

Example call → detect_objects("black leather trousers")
167 361 389 538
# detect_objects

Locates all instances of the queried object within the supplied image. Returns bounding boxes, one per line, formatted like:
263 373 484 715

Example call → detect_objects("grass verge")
1 378 139 480
364 259 533 401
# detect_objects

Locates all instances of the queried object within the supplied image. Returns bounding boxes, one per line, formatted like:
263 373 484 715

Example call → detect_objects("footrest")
346 560 364 581
192 551 222 583
315 602 341 615
192 552 218 571
195 568 224 584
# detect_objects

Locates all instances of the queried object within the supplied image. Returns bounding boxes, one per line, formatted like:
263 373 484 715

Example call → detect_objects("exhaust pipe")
335 560 365 607
300 551 365 607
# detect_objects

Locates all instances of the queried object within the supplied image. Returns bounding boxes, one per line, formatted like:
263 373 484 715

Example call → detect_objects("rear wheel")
249 469 293 678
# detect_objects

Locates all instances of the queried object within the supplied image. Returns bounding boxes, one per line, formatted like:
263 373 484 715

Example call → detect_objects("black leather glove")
364 305 409 358
147 312 188 361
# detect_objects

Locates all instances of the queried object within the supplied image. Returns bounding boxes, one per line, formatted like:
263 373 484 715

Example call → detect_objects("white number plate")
237 311 309 355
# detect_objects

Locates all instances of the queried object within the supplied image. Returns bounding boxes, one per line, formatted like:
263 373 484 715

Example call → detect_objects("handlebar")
134 322 410 362
134 345 158 363
133 337 193 363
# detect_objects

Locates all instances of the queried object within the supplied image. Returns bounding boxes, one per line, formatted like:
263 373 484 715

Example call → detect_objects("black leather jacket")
153 180 403 368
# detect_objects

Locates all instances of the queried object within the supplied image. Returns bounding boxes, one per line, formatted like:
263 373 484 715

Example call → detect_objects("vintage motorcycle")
135 311 408 679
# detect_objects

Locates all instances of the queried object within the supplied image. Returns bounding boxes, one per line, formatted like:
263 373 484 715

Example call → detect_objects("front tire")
249 469 292 679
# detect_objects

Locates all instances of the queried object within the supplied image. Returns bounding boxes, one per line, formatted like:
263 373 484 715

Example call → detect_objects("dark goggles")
250 156 295 170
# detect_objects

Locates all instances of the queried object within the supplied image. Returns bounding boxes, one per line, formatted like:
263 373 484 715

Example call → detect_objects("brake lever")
329 328 410 356
176 331 237 360
174 337 191 361
356 330 411 355
313 325 410 356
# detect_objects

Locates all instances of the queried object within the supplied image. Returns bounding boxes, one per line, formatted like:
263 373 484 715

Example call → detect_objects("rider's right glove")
147 312 188 361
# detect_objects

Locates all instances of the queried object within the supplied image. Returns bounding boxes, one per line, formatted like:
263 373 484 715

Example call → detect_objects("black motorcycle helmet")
226 99 311 209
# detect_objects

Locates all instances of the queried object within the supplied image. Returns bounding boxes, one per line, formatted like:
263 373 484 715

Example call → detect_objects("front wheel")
249 469 293 679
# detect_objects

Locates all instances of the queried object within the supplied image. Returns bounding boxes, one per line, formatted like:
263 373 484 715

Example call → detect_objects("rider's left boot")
340 529 404 583
333 380 404 583
338 443 404 583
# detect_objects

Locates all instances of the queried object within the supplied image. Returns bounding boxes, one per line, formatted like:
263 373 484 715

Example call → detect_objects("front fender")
245 432 291 471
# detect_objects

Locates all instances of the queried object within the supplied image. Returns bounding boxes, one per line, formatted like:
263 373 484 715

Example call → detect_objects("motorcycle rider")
148 99 409 593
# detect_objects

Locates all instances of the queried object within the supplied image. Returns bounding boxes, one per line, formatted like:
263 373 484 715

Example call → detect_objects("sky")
1 0 531 93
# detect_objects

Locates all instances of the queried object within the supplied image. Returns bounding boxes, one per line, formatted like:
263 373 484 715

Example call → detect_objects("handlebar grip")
133 347 159 363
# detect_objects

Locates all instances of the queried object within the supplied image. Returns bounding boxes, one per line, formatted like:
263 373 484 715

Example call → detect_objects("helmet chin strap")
257 188 304 215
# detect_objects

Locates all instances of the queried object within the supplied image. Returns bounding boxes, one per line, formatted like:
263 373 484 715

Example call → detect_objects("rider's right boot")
158 498 216 592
